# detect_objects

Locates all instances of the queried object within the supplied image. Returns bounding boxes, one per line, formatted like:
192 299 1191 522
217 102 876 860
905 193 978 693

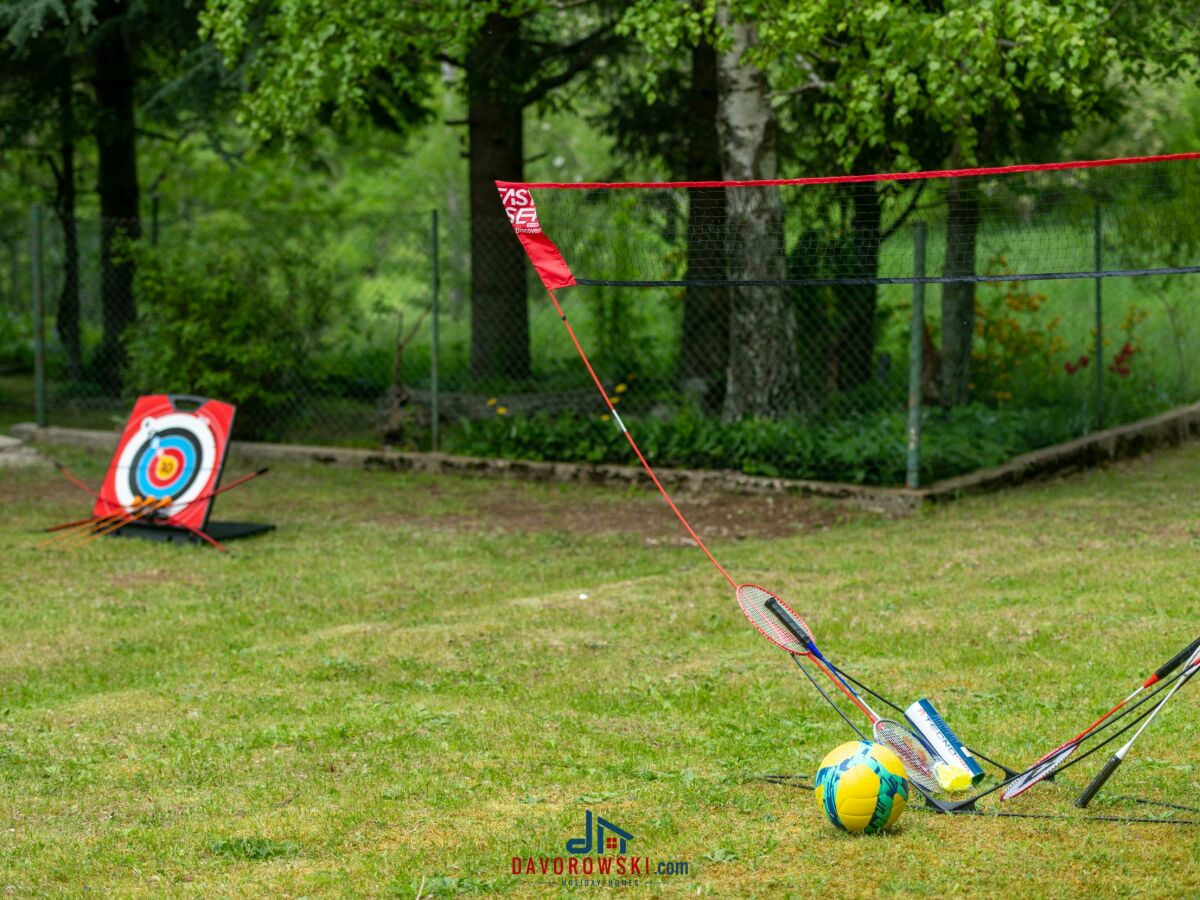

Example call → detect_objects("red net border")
506 152 1200 191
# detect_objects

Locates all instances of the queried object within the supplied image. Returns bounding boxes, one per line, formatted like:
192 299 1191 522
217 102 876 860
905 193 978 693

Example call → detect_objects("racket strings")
874 719 941 793
735 584 813 654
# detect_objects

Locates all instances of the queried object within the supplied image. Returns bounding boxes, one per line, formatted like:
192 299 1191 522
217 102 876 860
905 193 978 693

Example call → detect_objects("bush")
126 213 352 438
0 309 31 372
444 402 1096 486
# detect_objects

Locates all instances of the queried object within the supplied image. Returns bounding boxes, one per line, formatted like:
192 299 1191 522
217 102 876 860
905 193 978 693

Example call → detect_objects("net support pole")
30 204 46 429
1093 204 1104 432
906 221 926 489
430 208 440 452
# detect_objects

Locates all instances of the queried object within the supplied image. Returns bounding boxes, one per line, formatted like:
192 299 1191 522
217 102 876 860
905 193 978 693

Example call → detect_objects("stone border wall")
12 399 1200 516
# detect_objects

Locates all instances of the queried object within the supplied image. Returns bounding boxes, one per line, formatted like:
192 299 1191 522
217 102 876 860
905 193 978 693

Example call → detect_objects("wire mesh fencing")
4 159 1200 487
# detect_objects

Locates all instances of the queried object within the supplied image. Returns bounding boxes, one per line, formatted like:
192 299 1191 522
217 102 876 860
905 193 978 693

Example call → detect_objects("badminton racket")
1075 642 1200 808
737 583 942 793
1002 634 1200 801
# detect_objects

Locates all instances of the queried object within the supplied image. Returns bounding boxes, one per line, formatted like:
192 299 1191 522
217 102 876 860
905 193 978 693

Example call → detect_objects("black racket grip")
1154 636 1200 682
765 598 810 645
1075 753 1122 808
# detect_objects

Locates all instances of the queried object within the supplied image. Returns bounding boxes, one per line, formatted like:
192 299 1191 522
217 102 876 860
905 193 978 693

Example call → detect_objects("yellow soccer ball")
814 740 909 834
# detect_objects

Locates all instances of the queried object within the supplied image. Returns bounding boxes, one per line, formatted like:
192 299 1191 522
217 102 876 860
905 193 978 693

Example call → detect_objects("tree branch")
521 24 620 106
880 182 927 244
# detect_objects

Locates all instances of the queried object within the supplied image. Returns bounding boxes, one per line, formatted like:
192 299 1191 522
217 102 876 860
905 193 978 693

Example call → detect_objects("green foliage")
201 0 618 141
445 402 1098 485
971 273 1068 406
0 310 31 371
621 0 1198 168
126 212 353 438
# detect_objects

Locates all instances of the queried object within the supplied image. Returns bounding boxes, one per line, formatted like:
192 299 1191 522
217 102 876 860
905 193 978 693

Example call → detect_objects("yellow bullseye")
155 455 177 480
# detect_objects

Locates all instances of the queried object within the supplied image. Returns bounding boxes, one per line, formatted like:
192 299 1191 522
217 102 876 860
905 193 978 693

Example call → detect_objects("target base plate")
107 520 275 547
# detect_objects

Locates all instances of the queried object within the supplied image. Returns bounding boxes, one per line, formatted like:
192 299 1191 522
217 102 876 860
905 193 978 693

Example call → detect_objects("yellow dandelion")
609 396 620 405
486 397 498 406
496 406 508 416
600 413 611 421
615 383 628 394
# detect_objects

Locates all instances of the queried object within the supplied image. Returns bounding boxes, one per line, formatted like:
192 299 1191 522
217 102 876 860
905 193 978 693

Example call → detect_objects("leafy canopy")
620 0 1198 168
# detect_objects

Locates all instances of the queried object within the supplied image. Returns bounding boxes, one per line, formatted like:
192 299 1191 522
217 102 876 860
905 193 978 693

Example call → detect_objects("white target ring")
114 412 218 516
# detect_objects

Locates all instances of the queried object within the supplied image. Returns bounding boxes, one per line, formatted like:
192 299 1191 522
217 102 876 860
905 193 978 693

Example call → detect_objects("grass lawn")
1 441 1199 897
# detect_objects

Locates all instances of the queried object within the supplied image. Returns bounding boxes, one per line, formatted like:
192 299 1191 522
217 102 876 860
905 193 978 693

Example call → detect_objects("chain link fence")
3 193 1199 487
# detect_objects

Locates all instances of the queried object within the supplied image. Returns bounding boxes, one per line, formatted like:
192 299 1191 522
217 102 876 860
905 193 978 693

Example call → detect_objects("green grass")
2 443 1200 896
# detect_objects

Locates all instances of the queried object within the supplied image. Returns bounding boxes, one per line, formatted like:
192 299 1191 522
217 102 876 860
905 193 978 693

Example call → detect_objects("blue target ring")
129 429 202 501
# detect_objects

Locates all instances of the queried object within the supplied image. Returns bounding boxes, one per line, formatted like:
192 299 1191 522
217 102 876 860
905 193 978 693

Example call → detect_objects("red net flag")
94 395 237 532
495 182 576 290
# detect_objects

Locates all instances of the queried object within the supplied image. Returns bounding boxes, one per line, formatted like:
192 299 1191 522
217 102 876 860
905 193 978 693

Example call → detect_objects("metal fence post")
906 221 926 489
1094 204 1104 432
30 204 47 428
430 209 441 452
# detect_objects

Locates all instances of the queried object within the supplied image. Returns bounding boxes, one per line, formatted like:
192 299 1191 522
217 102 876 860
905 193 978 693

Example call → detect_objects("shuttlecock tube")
904 699 985 785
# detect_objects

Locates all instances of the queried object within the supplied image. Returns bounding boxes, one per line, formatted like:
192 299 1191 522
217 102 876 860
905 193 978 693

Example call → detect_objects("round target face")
113 413 217 515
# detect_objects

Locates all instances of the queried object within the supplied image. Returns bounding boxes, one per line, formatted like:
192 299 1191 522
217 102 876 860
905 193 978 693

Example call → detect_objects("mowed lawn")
1 442 1199 898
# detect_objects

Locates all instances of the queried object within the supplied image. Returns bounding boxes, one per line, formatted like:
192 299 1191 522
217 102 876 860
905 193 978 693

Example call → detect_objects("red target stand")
43 395 273 552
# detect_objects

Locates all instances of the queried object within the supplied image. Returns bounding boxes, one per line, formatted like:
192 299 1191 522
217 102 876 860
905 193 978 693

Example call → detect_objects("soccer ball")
814 740 909 834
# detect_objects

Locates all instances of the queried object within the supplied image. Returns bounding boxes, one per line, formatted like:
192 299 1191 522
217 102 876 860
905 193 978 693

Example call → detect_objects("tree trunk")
92 8 141 383
940 176 979 406
467 12 530 383
54 60 82 383
833 182 881 390
717 12 797 420
677 34 728 413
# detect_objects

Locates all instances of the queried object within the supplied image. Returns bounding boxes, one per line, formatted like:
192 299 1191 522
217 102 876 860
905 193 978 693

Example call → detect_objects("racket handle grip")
1075 753 1122 808
1149 636 1200 685
765 598 810 646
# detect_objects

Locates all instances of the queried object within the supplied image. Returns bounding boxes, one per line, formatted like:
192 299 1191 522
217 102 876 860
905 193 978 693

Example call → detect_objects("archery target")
114 412 217 515
95 395 236 530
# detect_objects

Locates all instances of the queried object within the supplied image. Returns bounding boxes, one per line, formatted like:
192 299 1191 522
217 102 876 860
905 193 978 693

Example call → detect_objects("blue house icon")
566 810 636 855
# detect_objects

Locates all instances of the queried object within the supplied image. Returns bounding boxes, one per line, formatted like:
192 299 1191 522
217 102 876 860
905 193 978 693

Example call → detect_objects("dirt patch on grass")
0 471 79 507
391 483 857 543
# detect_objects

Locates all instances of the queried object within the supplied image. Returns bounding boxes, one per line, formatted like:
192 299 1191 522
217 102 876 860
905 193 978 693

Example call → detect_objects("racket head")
735 583 814 655
1000 742 1077 801
873 718 941 793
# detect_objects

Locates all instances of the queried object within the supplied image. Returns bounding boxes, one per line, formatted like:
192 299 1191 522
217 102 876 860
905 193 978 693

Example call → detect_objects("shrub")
0 310 31 372
444 401 1103 486
126 213 352 438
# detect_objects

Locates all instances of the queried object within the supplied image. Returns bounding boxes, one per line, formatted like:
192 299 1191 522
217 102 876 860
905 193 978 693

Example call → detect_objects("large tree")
0 10 86 380
713 9 797 419
745 0 1198 406
597 23 729 411
2 0 228 384
203 0 621 383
